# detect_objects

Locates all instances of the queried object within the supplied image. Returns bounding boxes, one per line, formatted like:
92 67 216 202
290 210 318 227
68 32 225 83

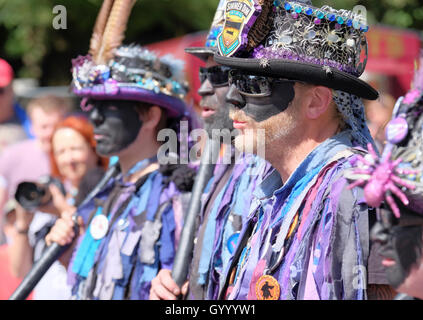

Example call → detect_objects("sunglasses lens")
207 66 230 86
199 66 229 87
199 67 207 83
229 70 272 96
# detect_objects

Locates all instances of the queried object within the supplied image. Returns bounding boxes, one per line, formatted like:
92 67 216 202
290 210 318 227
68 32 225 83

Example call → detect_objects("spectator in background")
364 93 396 151
0 95 70 244
0 58 33 140
7 115 109 300
0 124 27 154
0 200 34 299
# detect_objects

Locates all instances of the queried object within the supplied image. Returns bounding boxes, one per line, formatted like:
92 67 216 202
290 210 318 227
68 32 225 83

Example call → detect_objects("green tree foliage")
0 0 218 85
314 0 423 30
0 0 422 85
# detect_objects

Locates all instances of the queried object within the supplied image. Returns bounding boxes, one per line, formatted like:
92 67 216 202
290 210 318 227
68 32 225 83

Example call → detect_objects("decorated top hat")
213 0 378 100
71 0 190 118
184 0 227 61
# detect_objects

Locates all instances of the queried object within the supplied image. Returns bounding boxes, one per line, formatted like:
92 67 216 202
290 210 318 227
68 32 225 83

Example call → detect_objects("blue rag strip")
159 204 175 268
135 172 156 217
146 173 162 221
271 164 324 228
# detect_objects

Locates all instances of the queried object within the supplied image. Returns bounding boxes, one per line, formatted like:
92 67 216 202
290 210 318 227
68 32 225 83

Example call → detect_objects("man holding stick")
150 0 271 300
44 0 196 300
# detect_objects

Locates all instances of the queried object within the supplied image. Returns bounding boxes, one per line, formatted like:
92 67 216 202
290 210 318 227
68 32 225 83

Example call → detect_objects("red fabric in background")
366 25 421 95
0 244 33 300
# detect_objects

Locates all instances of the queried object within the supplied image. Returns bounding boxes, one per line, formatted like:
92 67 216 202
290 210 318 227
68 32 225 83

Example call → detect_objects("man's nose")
225 84 245 109
89 106 104 126
370 221 389 244
198 78 214 97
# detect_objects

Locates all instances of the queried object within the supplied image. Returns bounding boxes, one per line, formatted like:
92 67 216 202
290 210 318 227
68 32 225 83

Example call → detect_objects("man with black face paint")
88 100 143 157
150 0 271 300
212 0 393 300
347 54 423 299
44 0 196 300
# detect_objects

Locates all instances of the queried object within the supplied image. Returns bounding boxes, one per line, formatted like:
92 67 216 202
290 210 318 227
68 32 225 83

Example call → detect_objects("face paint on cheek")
379 225 423 289
93 104 143 156
242 81 295 123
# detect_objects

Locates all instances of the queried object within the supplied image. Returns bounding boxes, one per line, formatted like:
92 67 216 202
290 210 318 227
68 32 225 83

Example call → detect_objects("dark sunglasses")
228 69 296 97
199 65 231 87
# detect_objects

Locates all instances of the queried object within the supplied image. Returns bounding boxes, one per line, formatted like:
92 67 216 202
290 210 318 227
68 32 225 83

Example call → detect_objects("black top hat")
214 0 379 100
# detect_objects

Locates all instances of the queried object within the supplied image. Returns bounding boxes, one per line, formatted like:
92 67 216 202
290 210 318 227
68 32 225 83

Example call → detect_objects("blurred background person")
0 95 69 245
0 58 32 141
0 200 33 300
364 93 396 151
0 124 27 154
6 115 108 300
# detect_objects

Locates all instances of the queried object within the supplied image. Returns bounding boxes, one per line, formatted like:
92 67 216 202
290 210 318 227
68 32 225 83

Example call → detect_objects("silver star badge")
323 65 332 75
259 58 270 68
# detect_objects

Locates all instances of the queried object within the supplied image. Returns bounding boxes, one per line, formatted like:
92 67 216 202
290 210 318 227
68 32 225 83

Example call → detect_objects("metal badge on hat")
217 0 261 57
205 0 227 49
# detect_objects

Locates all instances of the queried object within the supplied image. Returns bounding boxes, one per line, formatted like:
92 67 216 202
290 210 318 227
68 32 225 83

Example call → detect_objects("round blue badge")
227 232 240 254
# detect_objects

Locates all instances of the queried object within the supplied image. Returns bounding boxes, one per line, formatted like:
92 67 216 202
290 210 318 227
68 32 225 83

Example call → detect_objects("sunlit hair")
49 114 109 179
27 94 72 118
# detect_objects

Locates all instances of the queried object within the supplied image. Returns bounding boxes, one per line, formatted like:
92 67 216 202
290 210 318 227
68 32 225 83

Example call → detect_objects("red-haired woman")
9 115 108 299
48 115 109 208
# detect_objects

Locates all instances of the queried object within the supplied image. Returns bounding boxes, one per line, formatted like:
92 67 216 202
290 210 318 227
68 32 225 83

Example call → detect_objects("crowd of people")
0 0 422 301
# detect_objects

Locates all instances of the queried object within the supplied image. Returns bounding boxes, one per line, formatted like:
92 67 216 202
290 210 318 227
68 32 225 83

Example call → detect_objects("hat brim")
73 86 188 118
185 47 215 62
214 54 379 100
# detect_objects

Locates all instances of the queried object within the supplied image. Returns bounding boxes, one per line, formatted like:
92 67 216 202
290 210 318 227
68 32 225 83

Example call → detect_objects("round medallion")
255 275 280 300
386 117 408 144
90 215 109 240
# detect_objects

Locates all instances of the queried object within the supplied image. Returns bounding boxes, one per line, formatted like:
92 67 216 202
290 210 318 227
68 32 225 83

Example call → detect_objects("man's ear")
142 105 163 130
305 86 333 120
